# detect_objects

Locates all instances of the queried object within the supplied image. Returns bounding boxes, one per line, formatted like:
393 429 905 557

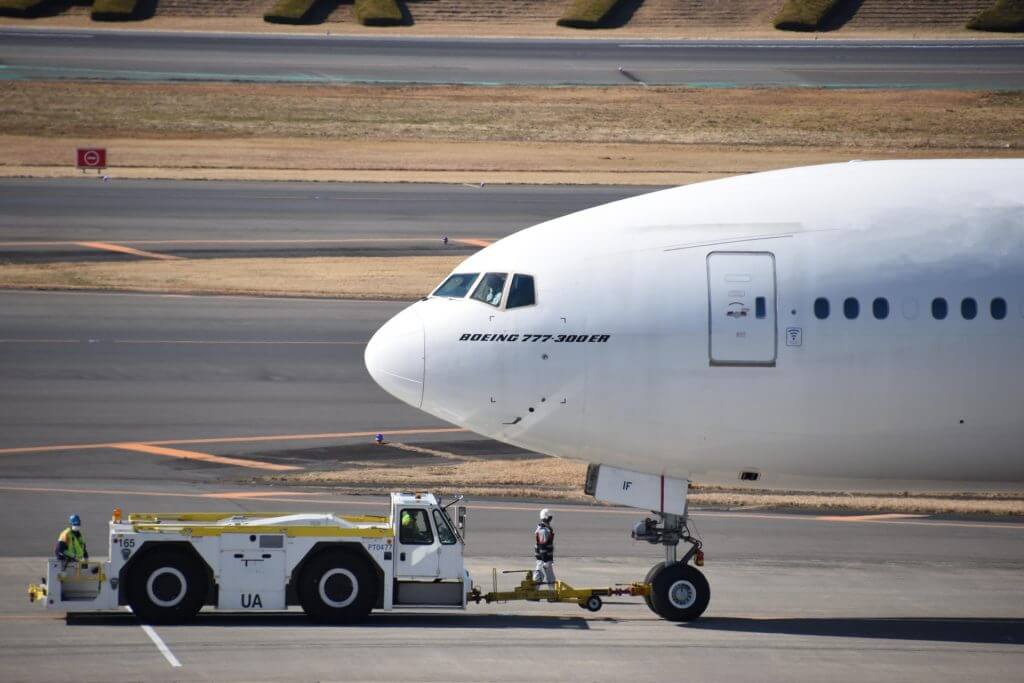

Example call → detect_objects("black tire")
126 548 206 624
650 563 710 622
642 562 665 613
297 551 377 624
583 594 602 612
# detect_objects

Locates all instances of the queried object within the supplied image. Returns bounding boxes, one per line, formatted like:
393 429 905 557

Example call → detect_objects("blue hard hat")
69 514 81 526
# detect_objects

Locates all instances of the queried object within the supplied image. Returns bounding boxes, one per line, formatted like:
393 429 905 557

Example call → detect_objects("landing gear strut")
632 513 710 621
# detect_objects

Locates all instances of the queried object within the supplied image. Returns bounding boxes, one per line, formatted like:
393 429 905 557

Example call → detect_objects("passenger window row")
432 272 536 309
813 296 1009 321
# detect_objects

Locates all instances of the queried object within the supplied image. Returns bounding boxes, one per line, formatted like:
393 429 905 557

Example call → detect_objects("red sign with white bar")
76 147 107 169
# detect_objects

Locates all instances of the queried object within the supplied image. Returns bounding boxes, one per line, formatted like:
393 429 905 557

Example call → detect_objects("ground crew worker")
533 508 556 585
55 514 88 563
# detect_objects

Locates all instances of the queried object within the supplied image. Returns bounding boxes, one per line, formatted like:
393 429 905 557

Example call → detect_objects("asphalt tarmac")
0 179 654 261
2 28 1023 88
1 290 1022 681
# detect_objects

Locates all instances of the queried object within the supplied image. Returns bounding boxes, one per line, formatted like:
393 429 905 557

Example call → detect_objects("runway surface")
1 290 1022 681
1 481 1022 682
0 179 653 261
2 28 1024 88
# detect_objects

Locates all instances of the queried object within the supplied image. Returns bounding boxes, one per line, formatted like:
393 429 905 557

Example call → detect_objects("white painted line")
124 607 182 668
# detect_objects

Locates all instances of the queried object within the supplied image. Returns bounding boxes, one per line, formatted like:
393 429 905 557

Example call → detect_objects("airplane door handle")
400 552 406 562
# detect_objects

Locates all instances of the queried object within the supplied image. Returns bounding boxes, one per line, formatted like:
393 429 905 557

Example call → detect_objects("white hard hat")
539 508 552 521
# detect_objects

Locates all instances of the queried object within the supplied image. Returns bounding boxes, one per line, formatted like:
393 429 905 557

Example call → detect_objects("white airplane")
365 159 1024 620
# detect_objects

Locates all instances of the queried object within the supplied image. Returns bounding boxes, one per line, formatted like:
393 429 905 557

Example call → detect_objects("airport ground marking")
816 513 927 522
113 443 303 472
455 238 493 248
125 607 181 668
0 427 467 456
75 242 181 261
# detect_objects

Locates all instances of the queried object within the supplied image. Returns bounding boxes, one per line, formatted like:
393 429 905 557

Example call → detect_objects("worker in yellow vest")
55 514 88 563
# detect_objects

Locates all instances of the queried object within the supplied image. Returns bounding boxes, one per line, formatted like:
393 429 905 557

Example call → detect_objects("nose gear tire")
649 563 709 622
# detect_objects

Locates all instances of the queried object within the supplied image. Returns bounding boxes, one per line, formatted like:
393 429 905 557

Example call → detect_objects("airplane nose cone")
365 305 425 408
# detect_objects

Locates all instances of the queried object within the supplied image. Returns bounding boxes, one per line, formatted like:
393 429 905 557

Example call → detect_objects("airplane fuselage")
366 160 1024 489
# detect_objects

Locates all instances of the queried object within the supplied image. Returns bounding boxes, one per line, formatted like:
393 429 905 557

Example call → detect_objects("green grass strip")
354 0 403 26
92 0 153 21
773 0 841 31
557 0 623 28
968 0 1024 31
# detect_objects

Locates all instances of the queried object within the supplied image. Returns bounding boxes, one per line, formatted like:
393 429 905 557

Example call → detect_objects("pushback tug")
29 477 708 624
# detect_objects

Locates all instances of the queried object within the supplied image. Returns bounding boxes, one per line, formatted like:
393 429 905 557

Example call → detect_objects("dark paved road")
0 288 1022 682
0 179 653 261
2 28 1023 88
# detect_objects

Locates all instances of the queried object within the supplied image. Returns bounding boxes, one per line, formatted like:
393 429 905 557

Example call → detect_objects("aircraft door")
395 508 440 578
707 252 777 366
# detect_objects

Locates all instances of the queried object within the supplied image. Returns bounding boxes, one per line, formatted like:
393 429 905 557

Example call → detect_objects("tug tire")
126 548 206 624
298 551 376 624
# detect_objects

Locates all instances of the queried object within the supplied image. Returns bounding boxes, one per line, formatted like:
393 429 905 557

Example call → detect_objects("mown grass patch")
264 0 336 24
968 0 1024 31
557 0 622 28
773 0 841 31
0 0 71 18
92 0 155 21
354 0 403 26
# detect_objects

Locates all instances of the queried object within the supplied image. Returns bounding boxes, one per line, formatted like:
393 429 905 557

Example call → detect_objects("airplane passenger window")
872 297 889 320
843 297 859 320
507 274 536 309
932 298 948 320
814 298 830 320
961 297 977 320
991 297 1007 320
433 273 479 298
755 297 766 319
471 273 508 307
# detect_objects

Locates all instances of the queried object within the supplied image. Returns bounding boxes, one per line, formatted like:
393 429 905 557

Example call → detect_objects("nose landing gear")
633 513 710 621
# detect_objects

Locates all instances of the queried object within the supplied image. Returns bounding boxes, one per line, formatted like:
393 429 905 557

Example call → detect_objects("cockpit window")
471 272 507 307
507 274 536 308
433 273 479 298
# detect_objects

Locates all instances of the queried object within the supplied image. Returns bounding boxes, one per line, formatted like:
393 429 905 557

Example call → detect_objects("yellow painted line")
0 427 466 456
816 513 927 522
455 238 493 248
75 241 181 261
201 491 324 499
113 443 302 472
0 238 441 247
111 339 365 346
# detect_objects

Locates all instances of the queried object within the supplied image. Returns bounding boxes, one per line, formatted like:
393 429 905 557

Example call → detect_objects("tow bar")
469 569 650 613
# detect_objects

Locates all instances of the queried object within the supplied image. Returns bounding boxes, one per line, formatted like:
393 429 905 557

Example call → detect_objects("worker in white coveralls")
533 508 556 585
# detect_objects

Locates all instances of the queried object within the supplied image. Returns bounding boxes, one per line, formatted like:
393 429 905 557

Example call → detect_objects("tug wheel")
582 595 603 612
650 563 710 622
126 548 206 624
298 551 376 624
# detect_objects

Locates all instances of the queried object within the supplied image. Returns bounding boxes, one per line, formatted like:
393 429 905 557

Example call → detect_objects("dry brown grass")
4 82 1022 149
277 458 1024 515
2 82 1021 183
0 256 464 299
